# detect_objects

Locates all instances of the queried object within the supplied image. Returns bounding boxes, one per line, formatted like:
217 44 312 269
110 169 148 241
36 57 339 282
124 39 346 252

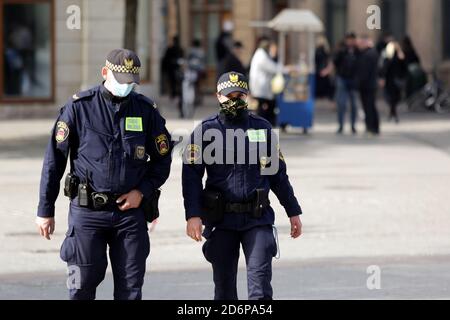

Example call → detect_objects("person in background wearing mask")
249 37 279 126
215 20 234 65
35 49 173 300
182 72 303 300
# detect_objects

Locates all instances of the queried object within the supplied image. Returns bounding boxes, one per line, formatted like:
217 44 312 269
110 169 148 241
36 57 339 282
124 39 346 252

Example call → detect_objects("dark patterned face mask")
219 98 248 120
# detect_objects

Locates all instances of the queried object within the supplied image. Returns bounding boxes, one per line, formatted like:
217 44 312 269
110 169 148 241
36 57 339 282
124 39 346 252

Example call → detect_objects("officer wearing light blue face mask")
102 50 138 98
36 48 173 300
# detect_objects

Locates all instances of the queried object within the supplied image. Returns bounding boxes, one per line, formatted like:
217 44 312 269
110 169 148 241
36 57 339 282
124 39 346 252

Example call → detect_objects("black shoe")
336 128 343 135
351 127 357 135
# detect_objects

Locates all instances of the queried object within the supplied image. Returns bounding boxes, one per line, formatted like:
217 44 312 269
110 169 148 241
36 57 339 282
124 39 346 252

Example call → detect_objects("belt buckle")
92 192 109 210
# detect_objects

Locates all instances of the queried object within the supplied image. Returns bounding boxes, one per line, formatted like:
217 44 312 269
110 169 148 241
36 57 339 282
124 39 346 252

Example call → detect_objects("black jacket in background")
217 52 247 80
356 47 379 90
333 47 358 80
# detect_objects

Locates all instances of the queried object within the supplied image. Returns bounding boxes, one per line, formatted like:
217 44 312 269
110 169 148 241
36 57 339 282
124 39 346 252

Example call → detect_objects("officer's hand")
186 217 203 242
35 217 55 240
117 190 144 211
290 215 302 239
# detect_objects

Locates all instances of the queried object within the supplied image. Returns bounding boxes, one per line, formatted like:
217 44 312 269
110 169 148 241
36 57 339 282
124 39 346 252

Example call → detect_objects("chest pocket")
81 125 112 161
122 132 147 165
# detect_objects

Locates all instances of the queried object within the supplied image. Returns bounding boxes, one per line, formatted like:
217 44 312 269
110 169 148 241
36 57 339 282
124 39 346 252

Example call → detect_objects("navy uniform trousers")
202 225 277 300
61 202 149 300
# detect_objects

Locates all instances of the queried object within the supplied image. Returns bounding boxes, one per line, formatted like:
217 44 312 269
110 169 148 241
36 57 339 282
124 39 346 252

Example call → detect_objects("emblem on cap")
229 73 239 83
124 58 134 70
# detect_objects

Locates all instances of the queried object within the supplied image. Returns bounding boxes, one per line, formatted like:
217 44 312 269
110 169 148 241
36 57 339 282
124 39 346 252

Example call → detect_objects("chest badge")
155 134 169 156
135 145 146 160
126 117 143 132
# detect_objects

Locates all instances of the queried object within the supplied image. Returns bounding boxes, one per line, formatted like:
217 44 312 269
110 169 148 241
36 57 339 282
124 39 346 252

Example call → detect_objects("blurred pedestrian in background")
315 35 334 100
249 37 279 126
217 40 247 79
401 36 427 99
333 32 358 134
187 38 206 106
380 40 407 123
215 20 234 65
356 35 380 136
161 35 184 102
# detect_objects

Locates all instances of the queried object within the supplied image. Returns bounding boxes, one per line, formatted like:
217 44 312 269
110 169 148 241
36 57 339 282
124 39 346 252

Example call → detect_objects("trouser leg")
109 208 150 300
61 205 109 300
241 225 277 300
202 228 240 300
336 77 348 130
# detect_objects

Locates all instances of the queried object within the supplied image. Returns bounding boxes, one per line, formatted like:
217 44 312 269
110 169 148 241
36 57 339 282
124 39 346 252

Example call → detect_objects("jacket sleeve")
137 108 173 199
37 105 76 218
267 130 302 217
182 124 206 220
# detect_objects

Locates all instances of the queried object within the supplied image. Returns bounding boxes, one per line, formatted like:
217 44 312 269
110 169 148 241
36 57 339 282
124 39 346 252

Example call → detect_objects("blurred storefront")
0 0 164 117
0 0 449 117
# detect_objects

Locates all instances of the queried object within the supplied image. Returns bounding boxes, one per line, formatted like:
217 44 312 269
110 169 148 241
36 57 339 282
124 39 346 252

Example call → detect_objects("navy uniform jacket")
37 84 172 218
182 112 302 231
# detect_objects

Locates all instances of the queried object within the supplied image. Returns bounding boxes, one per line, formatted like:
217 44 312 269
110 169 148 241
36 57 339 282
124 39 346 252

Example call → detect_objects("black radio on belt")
78 183 90 207
64 173 80 199
251 189 269 218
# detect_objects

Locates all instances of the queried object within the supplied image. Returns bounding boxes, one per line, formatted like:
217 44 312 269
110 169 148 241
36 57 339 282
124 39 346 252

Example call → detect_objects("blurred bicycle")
406 72 450 114
435 90 450 114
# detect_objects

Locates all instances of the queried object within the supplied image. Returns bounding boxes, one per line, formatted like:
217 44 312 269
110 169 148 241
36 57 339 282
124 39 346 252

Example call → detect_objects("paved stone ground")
0 98 449 299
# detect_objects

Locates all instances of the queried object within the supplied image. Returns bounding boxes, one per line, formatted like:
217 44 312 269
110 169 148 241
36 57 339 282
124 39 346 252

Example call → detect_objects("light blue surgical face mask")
106 69 136 97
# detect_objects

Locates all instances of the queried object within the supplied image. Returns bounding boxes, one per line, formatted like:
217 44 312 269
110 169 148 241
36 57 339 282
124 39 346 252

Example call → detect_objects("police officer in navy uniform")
35 49 172 300
182 71 303 300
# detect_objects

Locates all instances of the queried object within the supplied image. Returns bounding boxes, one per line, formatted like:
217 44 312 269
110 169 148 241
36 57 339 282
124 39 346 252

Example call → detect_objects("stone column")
233 0 261 65
407 0 438 72
55 0 83 105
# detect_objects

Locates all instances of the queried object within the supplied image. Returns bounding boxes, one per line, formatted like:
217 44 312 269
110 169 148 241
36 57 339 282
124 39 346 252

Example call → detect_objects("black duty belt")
75 191 124 211
225 202 253 214
91 192 123 209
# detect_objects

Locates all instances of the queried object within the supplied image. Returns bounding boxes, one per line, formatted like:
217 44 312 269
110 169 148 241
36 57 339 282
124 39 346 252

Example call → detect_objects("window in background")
189 0 232 91
1 0 54 102
381 0 406 40
325 0 347 50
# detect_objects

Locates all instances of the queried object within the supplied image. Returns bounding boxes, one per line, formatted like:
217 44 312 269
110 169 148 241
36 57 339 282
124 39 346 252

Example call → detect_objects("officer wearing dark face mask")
36 49 173 300
182 71 303 300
